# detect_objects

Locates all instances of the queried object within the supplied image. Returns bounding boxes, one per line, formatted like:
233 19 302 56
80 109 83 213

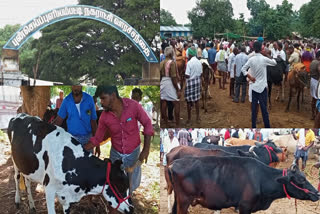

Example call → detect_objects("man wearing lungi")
310 51 320 119
185 46 203 124
84 85 154 194
293 128 316 171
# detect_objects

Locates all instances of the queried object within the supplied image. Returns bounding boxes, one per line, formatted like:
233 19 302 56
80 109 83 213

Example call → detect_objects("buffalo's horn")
249 146 258 157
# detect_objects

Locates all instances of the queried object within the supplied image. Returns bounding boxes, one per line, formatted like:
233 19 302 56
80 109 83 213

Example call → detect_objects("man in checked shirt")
84 85 154 194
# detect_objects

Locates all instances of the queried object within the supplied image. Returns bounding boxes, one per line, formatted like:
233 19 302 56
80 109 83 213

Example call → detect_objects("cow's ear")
276 176 290 184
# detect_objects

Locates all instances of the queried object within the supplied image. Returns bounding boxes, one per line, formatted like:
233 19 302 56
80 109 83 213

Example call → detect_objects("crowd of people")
160 37 320 128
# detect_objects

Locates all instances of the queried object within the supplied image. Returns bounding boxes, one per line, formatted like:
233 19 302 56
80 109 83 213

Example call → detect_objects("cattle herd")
163 137 320 214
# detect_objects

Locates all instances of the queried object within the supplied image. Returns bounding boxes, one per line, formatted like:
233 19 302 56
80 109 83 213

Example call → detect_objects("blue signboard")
3 5 158 63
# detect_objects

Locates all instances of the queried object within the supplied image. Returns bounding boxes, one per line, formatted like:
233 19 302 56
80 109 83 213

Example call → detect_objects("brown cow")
225 137 256 146
286 63 309 112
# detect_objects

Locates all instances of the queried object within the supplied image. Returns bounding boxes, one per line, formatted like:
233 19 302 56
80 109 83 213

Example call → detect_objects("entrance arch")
3 5 158 63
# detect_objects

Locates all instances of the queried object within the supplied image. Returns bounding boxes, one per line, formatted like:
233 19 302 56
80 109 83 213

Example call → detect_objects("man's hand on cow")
84 142 95 151
139 147 150 164
95 145 101 157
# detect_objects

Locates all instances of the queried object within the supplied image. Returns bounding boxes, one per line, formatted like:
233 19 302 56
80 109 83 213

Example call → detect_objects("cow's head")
260 140 283 153
103 159 133 214
245 141 283 165
276 164 320 202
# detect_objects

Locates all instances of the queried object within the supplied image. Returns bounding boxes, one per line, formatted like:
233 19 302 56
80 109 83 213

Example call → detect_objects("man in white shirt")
163 129 179 166
228 47 238 98
242 41 277 128
234 46 249 103
185 46 203 124
271 42 286 61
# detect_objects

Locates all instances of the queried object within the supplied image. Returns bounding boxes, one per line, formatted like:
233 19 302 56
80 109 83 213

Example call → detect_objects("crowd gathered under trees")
160 0 320 128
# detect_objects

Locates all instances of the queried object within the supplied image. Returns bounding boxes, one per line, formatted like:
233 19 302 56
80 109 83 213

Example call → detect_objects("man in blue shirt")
208 42 217 84
55 85 98 153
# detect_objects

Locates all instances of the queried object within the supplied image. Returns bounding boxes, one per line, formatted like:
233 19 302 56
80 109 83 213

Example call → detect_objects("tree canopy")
187 0 234 38
160 9 177 26
169 0 320 40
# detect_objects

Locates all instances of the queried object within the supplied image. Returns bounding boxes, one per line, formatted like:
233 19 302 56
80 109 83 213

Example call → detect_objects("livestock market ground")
160 154 320 214
162 78 314 128
0 131 160 214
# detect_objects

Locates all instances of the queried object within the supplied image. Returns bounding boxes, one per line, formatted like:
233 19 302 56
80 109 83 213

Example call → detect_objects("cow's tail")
7 117 15 144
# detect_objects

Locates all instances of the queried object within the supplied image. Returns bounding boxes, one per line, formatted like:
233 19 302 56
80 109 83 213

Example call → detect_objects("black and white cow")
8 113 134 214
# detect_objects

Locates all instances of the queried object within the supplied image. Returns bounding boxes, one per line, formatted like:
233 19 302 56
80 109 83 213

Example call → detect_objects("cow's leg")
62 203 71 214
13 162 21 209
204 87 208 113
25 178 36 213
281 81 285 102
168 192 174 213
44 186 57 214
285 87 292 112
239 204 252 214
176 194 191 214
297 89 301 111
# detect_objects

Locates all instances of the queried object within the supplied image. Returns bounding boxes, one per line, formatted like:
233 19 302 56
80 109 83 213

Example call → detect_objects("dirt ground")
160 153 320 214
162 79 315 128
0 133 160 214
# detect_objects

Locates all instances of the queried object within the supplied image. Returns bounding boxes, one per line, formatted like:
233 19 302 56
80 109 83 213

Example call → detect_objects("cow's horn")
249 146 258 157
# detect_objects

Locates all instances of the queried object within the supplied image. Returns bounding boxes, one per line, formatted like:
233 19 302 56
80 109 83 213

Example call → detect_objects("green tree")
246 0 294 40
233 13 249 38
160 9 177 26
187 0 234 39
299 0 320 38
21 0 159 84
0 24 21 54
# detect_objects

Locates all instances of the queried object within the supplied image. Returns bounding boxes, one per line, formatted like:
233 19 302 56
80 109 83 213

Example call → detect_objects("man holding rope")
84 86 154 194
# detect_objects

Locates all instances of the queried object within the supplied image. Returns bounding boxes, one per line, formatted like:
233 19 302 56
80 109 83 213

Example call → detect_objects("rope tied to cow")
101 161 131 209
264 145 278 166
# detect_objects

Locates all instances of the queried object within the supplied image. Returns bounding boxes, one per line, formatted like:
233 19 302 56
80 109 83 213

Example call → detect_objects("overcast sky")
0 0 78 28
160 0 310 25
